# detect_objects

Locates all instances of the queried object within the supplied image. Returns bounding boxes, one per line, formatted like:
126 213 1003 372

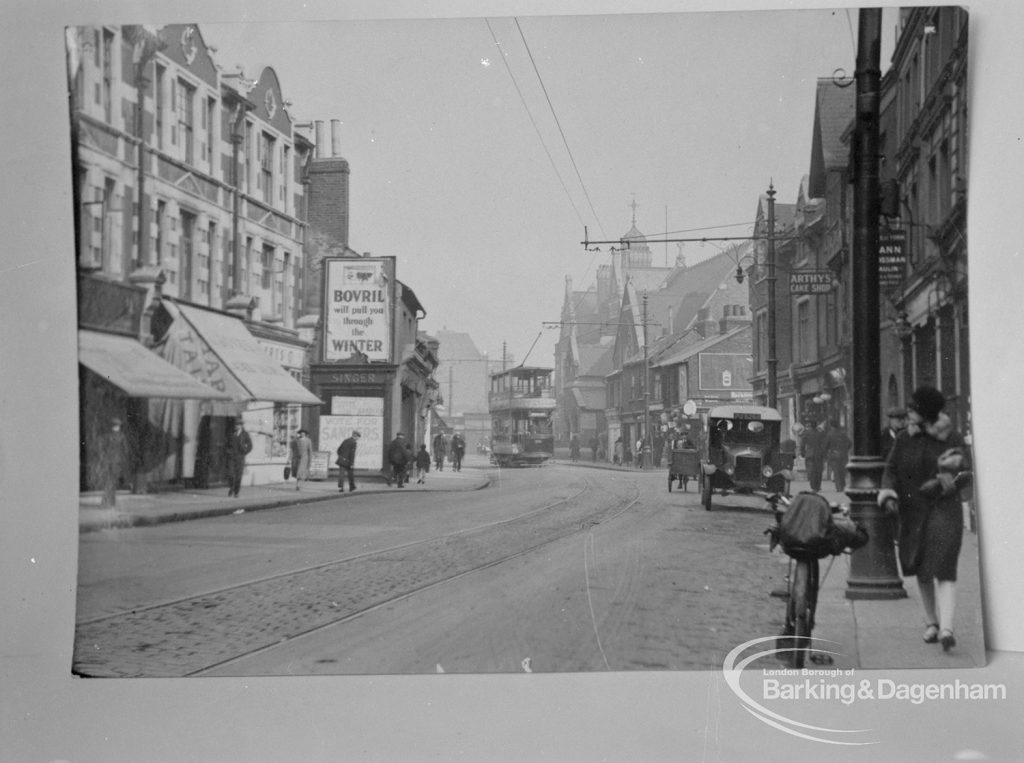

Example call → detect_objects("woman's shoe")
939 629 956 652
923 623 939 643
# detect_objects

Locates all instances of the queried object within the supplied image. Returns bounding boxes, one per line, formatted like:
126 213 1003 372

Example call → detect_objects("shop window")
272 404 300 458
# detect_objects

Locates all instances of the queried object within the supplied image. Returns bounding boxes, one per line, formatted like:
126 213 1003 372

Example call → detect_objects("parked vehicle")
698 405 792 510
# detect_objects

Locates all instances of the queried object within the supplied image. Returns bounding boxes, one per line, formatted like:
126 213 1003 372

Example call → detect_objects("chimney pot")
331 119 341 157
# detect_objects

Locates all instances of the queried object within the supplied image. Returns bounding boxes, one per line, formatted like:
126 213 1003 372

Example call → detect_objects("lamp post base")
845 456 907 600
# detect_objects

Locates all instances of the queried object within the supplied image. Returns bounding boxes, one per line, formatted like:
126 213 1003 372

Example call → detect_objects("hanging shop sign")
323 257 394 363
879 229 908 290
789 270 834 294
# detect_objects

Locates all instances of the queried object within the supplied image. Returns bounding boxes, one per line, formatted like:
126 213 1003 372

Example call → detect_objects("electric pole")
642 291 652 469
767 183 778 410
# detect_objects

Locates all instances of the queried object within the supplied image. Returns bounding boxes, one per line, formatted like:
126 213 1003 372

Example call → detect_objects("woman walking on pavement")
290 429 313 491
878 385 970 652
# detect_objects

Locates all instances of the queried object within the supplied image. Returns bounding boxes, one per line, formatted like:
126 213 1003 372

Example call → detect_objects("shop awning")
166 302 322 406
78 329 234 400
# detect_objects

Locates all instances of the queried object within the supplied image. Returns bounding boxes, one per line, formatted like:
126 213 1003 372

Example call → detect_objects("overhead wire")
484 18 587 232
514 17 607 242
487 16 608 347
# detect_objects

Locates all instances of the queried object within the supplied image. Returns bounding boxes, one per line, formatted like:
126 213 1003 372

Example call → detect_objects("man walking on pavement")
389 432 411 488
415 443 432 484
100 417 128 508
432 431 447 472
801 419 828 492
225 418 253 497
881 406 907 462
450 431 466 472
336 430 360 493
825 420 852 492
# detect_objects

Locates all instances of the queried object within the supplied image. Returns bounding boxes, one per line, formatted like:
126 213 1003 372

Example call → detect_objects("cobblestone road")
74 474 643 677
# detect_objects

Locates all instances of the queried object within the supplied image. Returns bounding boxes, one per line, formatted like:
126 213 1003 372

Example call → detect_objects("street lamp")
845 9 906 600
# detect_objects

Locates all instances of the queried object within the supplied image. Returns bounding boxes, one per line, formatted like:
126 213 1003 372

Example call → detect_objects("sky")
203 9 889 364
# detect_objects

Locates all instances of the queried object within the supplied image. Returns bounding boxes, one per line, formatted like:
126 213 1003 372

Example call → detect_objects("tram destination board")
789 270 833 294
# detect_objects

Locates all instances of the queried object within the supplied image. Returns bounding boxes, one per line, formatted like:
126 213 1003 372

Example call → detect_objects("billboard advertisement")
318 396 385 471
698 352 754 393
323 257 393 363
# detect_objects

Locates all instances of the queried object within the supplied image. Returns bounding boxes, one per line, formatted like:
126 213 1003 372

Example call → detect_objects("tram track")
73 474 642 678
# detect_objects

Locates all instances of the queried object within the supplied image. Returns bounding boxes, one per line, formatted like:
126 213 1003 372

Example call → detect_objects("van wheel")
701 474 713 511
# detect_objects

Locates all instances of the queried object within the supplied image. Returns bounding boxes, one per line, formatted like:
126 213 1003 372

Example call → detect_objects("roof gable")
808 79 855 198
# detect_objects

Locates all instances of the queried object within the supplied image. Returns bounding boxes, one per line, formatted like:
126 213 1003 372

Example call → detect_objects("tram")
488 365 556 467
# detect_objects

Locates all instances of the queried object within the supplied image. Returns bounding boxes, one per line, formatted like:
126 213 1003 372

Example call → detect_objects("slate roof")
653 325 751 368
434 330 484 361
576 342 614 377
808 78 856 198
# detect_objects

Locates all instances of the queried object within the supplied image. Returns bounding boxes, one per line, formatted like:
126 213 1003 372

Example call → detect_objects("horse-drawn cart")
667 447 700 492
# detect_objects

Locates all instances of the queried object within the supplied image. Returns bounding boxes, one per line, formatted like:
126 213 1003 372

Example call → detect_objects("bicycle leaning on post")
764 491 869 668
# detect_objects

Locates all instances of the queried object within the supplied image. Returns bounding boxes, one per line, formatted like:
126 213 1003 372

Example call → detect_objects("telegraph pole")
845 8 905 600
642 291 652 469
766 184 778 410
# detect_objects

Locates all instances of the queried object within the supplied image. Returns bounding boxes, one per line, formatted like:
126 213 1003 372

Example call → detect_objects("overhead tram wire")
492 17 612 327
484 18 587 232
514 17 605 239
485 18 605 325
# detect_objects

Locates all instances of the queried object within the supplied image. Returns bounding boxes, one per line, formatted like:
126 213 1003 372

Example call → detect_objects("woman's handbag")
284 465 291 480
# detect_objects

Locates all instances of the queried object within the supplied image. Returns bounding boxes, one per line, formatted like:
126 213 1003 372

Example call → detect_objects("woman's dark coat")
882 420 967 580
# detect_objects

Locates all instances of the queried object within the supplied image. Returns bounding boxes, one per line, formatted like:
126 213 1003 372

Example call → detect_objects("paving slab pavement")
553 456 987 671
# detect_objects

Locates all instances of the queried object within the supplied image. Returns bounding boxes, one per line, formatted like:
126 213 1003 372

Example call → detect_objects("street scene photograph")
67 6 983 682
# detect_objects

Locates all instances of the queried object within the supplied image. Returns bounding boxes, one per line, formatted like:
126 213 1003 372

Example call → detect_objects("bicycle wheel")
790 559 813 669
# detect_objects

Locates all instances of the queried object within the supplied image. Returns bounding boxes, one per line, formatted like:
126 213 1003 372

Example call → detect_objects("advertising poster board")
318 396 385 470
323 257 392 363
308 450 331 480
698 352 754 392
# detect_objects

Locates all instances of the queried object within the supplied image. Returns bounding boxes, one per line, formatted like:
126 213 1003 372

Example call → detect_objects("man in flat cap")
387 432 411 488
225 418 253 497
881 406 907 462
336 430 361 493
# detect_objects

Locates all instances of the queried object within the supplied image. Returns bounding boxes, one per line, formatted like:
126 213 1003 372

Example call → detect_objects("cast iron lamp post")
845 8 906 600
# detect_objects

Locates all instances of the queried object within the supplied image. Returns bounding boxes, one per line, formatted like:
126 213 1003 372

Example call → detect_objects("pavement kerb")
79 472 492 533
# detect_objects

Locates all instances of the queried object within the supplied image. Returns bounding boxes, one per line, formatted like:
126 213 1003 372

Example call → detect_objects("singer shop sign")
324 258 392 363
